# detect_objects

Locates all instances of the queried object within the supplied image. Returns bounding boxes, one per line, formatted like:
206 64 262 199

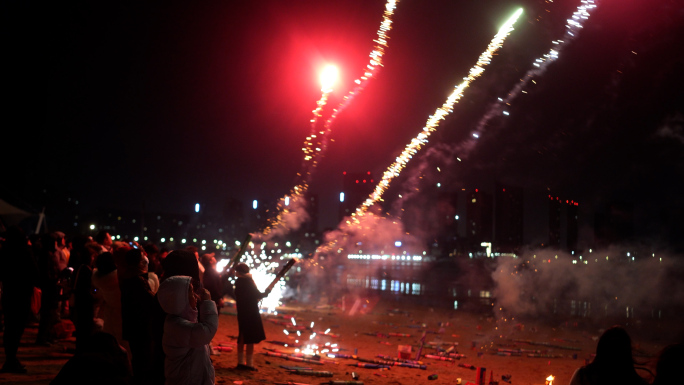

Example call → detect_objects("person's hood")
157 275 193 317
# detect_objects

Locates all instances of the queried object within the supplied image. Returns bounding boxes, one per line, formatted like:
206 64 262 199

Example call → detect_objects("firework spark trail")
465 0 598 148
390 1 598 213
312 8 524 258
261 0 400 237
353 8 524 217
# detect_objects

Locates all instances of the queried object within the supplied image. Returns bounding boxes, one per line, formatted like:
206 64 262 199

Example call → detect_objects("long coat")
234 275 266 344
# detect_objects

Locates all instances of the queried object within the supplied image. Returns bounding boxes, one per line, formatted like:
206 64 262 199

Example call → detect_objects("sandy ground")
1 297 679 385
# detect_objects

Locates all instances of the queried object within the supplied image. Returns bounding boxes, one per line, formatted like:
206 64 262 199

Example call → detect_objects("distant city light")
394 241 402 247
454 215 459 220
253 200 258 209
284 196 290 206
195 203 200 213
339 192 345 202
89 224 95 230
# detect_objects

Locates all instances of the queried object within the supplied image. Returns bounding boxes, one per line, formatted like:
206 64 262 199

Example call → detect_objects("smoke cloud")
491 246 684 321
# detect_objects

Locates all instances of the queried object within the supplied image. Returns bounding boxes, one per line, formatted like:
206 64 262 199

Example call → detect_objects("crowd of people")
0 227 269 384
1 226 682 384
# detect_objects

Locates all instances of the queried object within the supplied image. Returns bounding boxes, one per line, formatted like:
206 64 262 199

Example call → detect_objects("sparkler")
262 0 400 236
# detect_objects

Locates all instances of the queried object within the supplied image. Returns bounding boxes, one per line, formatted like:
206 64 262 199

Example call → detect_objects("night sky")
4 0 683 244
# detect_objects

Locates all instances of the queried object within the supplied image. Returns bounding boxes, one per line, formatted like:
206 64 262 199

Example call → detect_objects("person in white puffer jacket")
156 275 218 385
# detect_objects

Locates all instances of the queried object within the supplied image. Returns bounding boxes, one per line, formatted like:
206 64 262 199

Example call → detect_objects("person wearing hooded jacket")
157 275 218 385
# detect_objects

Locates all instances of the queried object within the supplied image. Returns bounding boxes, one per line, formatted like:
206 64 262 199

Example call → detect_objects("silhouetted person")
144 243 161 278
35 233 61 345
184 245 204 284
95 231 113 253
51 331 132 385
120 248 164 384
233 262 269 371
200 253 223 308
92 252 129 355
71 242 100 352
161 250 201 288
569 326 647 385
652 343 684 385
0 226 38 373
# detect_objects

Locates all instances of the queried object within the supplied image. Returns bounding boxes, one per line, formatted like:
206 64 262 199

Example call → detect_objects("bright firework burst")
261 0 400 237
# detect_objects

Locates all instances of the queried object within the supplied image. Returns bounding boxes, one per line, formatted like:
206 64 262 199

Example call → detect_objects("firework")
224 233 252 275
356 8 523 216
467 0 598 144
265 258 298 293
314 7 523 259
262 0 400 236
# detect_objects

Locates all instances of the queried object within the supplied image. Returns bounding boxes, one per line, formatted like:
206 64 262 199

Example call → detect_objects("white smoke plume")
492 246 684 320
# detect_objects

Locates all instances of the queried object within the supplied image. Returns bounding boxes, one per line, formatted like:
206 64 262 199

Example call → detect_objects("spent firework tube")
287 369 333 377
355 357 394 366
415 331 427 360
424 354 454 362
394 362 427 369
279 365 313 371
376 355 424 365
215 346 233 352
349 363 391 369
447 353 466 359
265 258 298 293
226 234 252 275
275 383 311 385
329 353 357 359
328 382 364 385
388 333 411 337
263 351 324 365
458 363 477 370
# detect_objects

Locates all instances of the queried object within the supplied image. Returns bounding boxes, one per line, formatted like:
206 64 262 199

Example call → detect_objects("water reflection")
341 273 664 320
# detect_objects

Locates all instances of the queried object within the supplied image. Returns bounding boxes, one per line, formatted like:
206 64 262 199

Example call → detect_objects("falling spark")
262 0 400 237
354 7 524 216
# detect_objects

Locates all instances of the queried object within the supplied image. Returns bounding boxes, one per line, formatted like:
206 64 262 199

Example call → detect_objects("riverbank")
2 297 680 384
